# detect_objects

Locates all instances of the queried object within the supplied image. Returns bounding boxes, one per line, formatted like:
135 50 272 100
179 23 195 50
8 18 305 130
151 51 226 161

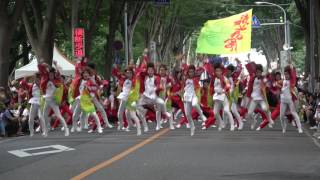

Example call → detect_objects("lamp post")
255 2 288 50
255 1 291 72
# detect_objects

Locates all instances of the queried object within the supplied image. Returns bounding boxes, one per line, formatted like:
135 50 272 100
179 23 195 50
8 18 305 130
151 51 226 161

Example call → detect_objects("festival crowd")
1 49 320 139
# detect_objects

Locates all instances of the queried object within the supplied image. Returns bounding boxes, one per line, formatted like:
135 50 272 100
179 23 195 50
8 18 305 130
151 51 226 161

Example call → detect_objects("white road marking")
8 144 75 158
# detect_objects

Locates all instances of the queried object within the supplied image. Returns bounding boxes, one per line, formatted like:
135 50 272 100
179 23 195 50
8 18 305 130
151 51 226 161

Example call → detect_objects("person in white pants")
183 65 206 136
158 64 175 130
28 73 47 137
87 63 113 128
246 64 274 130
78 68 104 133
42 68 69 136
212 63 235 131
137 62 170 131
280 65 303 134
226 64 244 130
117 67 145 135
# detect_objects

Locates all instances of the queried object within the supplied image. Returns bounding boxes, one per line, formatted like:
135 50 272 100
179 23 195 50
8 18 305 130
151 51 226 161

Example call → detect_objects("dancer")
226 64 244 130
78 67 103 133
38 62 69 136
87 63 113 128
246 63 274 130
280 65 303 133
21 74 47 137
158 64 175 130
137 62 170 131
211 63 234 131
183 65 206 136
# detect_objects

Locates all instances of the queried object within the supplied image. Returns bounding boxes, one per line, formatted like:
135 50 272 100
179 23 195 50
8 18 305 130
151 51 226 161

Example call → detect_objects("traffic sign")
252 15 261 28
154 0 170 5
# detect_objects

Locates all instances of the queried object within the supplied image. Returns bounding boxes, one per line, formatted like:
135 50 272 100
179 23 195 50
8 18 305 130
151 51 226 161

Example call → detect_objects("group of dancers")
21 51 303 137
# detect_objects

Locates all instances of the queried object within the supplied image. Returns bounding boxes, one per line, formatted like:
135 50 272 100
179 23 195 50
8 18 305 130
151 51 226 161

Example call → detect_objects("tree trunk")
309 0 316 91
104 0 124 79
85 0 103 58
0 22 11 87
22 0 58 65
0 0 24 86
128 30 134 61
127 2 147 61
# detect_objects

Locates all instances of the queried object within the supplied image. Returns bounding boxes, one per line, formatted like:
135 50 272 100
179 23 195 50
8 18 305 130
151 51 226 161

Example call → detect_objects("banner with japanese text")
73 28 85 58
196 9 252 54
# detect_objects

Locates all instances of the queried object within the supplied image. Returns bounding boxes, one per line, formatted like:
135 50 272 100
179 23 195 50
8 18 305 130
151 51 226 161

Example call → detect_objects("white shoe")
176 124 181 129
298 128 303 133
61 127 65 131
29 132 34 137
201 122 206 126
210 125 217 128
70 127 75 133
186 123 190 129
50 127 55 131
221 122 226 129
310 126 318 130
36 126 41 132
88 129 94 133
76 127 82 132
144 126 149 132
242 118 247 122
291 121 296 127
42 131 48 137
125 127 130 132
107 123 113 128
137 128 142 136
269 119 275 125
268 123 273 128
202 126 207 130
165 112 172 118
238 122 244 130
117 125 122 131
191 126 195 136
170 125 175 130
230 125 235 131
98 128 103 134
156 125 161 131
64 128 70 136
282 129 286 134
218 127 222 131
256 127 261 131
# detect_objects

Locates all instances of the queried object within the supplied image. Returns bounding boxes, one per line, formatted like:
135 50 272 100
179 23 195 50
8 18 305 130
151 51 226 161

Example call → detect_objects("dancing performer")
280 65 303 133
38 62 69 136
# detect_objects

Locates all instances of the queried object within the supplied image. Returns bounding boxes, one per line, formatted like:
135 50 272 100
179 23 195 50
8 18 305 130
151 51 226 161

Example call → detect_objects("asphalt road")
0 121 320 180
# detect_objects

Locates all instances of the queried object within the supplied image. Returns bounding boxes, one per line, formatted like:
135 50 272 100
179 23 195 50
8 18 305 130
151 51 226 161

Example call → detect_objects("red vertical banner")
73 28 85 58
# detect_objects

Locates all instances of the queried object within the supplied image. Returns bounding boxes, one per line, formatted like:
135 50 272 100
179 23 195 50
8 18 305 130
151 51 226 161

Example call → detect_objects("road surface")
0 122 319 180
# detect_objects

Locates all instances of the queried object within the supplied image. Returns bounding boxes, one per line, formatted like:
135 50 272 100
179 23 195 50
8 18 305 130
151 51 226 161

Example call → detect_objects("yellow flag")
196 9 252 54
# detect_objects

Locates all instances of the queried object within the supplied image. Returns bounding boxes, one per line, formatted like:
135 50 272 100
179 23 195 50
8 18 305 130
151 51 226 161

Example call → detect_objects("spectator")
0 101 19 137
313 103 320 139
0 86 8 112
304 94 317 129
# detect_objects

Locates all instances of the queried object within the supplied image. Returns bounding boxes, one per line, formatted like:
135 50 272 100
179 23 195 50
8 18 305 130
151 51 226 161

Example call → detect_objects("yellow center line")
70 128 170 180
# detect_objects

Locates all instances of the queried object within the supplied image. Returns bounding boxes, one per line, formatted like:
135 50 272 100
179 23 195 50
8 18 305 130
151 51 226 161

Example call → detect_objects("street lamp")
255 1 289 50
